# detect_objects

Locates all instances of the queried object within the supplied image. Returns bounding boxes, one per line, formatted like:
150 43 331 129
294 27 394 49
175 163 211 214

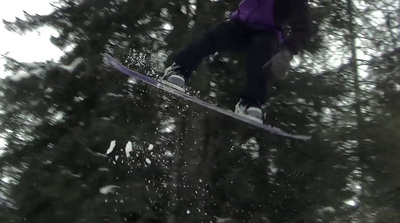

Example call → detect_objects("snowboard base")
104 54 311 141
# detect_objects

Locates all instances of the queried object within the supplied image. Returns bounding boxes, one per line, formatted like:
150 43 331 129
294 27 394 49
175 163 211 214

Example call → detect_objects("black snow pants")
173 19 280 105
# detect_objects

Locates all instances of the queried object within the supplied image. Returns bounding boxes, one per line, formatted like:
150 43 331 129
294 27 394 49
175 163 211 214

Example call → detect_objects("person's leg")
241 31 279 105
173 19 250 80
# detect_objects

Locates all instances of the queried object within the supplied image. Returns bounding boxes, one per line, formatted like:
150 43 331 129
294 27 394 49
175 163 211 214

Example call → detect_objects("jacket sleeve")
281 0 312 55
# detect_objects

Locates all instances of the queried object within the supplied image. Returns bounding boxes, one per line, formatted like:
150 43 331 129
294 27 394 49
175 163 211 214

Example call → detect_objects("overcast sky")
0 0 63 78
0 0 62 149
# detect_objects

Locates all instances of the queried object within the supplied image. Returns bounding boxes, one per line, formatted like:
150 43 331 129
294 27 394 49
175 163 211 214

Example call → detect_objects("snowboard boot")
162 63 186 92
234 99 264 123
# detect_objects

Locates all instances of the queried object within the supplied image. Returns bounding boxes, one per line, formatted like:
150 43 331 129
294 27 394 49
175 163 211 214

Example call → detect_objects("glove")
263 50 293 80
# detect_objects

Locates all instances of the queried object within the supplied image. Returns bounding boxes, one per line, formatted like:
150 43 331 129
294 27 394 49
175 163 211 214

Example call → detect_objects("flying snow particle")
145 158 151 165
125 141 133 158
165 150 173 157
147 144 154 151
106 140 116 154
99 185 120 194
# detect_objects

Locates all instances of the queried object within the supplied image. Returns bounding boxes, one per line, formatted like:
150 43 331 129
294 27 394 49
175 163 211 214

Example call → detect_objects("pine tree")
2 0 399 222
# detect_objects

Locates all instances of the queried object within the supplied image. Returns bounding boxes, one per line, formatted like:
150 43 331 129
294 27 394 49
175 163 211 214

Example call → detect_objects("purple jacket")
231 0 312 55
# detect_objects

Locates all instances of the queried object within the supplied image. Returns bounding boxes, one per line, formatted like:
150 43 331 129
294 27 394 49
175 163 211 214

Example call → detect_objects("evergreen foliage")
0 0 399 222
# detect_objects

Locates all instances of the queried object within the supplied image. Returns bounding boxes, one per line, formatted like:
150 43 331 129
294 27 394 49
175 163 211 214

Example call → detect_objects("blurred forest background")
0 0 399 222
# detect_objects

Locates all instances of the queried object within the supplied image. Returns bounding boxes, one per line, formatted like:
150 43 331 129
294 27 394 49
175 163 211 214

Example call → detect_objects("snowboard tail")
103 54 311 141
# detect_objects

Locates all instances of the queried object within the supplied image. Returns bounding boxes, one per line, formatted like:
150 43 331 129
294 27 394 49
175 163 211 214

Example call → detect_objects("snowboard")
103 54 311 140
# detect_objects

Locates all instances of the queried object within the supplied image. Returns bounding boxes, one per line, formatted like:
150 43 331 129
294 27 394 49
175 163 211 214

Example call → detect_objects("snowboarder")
163 0 312 123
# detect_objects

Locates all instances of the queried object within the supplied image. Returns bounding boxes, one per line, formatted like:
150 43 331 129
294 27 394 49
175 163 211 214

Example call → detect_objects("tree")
1 0 400 222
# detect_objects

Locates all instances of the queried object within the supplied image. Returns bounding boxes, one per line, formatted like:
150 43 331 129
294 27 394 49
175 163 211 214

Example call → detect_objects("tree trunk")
347 0 367 222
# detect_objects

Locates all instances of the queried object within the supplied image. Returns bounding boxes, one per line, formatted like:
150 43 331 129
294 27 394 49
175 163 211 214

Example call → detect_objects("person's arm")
280 0 312 55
